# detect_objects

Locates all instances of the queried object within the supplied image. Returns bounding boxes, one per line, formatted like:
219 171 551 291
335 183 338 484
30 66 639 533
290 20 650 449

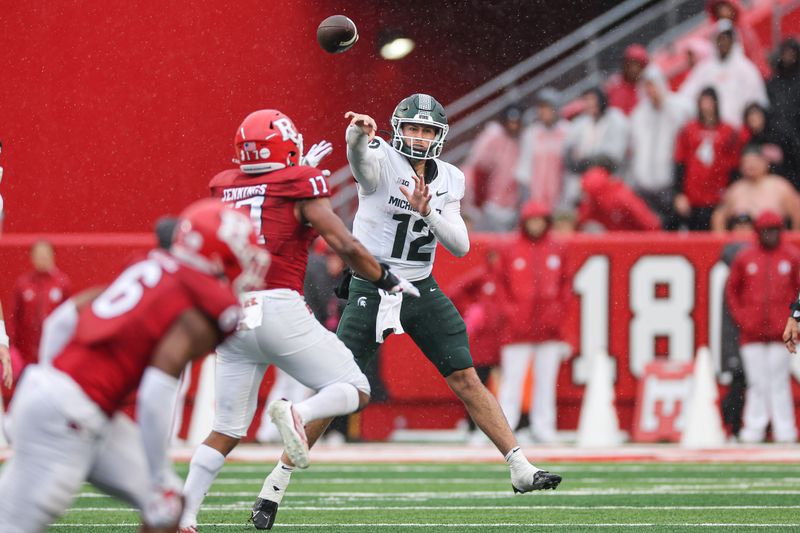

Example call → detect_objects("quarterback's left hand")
302 140 333 168
399 175 432 217
783 317 798 354
0 345 11 389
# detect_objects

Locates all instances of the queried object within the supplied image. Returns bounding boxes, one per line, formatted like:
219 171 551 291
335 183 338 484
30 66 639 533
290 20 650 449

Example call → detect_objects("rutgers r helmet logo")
273 117 300 144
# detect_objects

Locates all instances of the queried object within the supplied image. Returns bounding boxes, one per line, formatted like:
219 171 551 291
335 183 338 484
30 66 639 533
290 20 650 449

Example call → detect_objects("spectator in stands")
449 247 505 445
673 87 740 230
680 20 768 128
711 143 800 231
725 210 799 443
497 201 571 443
462 104 523 231
705 0 770 78
604 44 649 115
563 87 629 210
577 165 661 232
514 88 569 211
629 66 693 229
766 39 800 151
9 240 71 366
719 213 754 440
670 37 714 92
740 102 800 189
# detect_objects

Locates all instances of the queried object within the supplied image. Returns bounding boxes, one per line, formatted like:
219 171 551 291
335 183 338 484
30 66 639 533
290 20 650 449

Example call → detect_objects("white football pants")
740 342 798 443
0 366 152 533
213 289 369 438
498 341 564 442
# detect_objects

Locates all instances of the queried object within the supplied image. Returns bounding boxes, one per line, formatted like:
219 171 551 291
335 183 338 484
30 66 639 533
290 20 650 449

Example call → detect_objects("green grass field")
52 462 800 532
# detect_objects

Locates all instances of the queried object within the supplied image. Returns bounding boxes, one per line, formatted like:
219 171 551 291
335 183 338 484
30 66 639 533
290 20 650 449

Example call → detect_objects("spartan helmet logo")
357 296 367 307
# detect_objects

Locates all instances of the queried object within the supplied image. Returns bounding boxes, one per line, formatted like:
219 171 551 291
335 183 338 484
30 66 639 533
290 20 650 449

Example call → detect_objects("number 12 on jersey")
391 213 435 262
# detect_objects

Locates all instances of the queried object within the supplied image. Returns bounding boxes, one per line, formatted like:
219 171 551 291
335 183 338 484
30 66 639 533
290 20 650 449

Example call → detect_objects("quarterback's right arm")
345 112 381 194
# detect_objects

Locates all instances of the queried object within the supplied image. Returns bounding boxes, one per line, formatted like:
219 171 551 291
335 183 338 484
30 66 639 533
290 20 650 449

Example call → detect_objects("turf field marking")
50 523 800 528
217 464 800 474
208 476 800 485
68 504 800 512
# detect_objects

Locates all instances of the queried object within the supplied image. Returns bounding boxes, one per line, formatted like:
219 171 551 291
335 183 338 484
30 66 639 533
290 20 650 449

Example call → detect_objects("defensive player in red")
179 109 419 533
0 199 269 533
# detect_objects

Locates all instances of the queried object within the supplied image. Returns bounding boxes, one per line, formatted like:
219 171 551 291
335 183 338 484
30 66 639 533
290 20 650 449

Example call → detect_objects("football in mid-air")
316 15 358 54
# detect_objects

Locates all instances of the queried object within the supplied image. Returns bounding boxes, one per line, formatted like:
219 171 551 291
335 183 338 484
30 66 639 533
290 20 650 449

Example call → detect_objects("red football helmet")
234 109 304 174
171 198 270 294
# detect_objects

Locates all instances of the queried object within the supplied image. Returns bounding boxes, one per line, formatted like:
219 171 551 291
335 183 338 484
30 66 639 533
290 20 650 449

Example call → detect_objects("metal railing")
331 0 708 214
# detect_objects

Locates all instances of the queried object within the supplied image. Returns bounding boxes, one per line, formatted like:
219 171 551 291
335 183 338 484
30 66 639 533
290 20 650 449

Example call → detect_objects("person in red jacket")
604 44 649 115
9 240 71 365
577 166 661 231
497 202 572 443
726 210 799 443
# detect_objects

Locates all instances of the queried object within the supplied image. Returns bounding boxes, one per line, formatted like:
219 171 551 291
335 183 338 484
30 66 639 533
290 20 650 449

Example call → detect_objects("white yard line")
68 504 800 512
49 523 800 528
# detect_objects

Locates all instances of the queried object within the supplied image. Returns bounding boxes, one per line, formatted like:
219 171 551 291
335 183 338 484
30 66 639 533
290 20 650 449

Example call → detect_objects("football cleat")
267 399 309 469
250 497 279 530
178 526 198 533
512 470 562 493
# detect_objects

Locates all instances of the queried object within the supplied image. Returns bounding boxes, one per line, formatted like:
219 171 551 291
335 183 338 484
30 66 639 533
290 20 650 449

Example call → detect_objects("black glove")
790 299 800 321
373 263 400 291
334 268 353 300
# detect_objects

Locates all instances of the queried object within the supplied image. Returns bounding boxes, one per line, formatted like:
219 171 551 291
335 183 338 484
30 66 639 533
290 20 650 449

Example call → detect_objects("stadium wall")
3 233 799 441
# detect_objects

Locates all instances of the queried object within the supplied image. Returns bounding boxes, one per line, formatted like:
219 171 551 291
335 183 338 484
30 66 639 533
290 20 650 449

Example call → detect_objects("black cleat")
512 470 562 493
250 497 279 530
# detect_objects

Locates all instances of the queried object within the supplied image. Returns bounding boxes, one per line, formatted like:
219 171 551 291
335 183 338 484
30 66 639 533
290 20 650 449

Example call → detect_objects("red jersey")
209 166 331 294
53 250 241 416
725 241 800 345
10 268 72 363
674 120 740 208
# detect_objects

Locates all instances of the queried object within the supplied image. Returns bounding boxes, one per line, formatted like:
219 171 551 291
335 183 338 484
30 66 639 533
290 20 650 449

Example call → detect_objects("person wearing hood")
680 20 767 128
604 44 649 115
629 66 693 229
740 102 800 188
496 201 572 443
462 104 523 232
767 38 800 143
671 37 714 91
706 0 771 78
725 210 799 443
515 88 570 211
674 87 740 230
563 87 629 211
577 165 661 231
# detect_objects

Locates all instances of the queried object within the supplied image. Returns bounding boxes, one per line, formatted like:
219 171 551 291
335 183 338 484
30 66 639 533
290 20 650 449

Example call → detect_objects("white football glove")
302 140 333 168
387 274 420 298
142 470 184 528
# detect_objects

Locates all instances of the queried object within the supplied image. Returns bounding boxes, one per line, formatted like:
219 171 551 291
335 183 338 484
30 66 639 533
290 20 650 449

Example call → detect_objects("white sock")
504 446 540 476
258 460 295 503
293 382 359 424
180 444 226 527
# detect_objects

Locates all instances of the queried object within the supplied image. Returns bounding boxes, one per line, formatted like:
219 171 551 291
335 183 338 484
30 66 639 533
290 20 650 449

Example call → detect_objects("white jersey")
351 137 466 281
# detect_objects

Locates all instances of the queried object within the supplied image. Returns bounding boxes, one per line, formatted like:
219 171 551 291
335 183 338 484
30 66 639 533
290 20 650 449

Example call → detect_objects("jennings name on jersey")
209 165 331 294
351 137 466 281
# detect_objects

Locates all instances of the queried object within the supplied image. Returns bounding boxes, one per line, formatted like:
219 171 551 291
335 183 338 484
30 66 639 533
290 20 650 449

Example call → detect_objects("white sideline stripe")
210 476 800 485
69 504 800 512
74 489 800 499
49 523 800 528
218 464 800 474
